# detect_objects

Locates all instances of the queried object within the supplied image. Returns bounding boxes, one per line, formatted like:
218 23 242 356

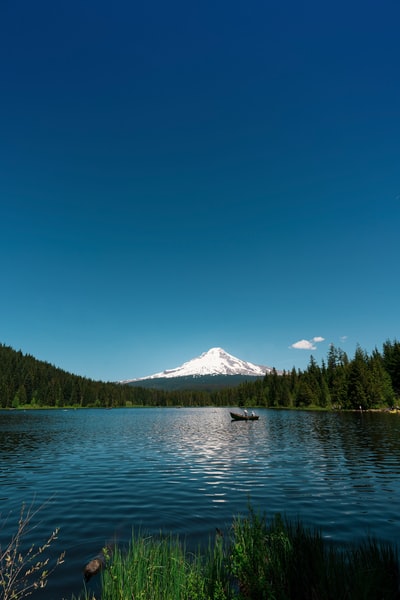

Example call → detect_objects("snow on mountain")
122 347 272 383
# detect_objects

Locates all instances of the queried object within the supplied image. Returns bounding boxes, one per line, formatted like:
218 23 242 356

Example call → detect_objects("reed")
76 511 399 600
5 500 397 599
228 508 400 599
72 507 400 599
93 530 230 600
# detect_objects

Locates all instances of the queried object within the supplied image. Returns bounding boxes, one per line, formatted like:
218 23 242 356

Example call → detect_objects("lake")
1 407 399 599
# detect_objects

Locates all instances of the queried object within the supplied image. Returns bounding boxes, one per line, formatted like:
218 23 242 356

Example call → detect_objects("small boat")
230 411 259 421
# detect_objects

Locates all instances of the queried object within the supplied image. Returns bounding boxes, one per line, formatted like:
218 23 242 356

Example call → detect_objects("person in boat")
244 409 248 417
251 411 255 417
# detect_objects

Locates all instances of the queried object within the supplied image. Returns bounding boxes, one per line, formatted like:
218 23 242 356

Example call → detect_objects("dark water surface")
1 407 400 599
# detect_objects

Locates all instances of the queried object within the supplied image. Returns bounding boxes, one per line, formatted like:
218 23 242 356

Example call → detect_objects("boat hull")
230 411 259 421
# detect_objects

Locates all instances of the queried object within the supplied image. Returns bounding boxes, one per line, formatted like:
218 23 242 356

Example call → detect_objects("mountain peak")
122 347 272 382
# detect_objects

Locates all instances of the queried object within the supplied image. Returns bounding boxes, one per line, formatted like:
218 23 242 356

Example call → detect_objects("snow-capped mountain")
122 347 272 383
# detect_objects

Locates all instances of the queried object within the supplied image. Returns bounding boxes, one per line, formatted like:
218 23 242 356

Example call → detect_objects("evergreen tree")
346 346 372 409
1 340 399 410
382 339 400 399
369 349 395 407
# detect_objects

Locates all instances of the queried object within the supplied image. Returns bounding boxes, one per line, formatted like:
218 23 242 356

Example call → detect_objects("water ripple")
1 408 400 599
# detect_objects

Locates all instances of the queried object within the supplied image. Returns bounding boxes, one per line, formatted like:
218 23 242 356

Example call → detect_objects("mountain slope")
125 374 264 391
121 347 272 383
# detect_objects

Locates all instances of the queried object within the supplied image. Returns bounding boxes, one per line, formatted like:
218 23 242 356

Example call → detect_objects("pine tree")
382 339 400 399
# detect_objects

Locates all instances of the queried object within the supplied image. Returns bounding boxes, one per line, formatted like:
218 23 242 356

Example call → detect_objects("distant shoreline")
3 405 399 413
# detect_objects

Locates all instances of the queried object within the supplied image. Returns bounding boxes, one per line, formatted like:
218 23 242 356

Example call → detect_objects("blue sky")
1 0 399 381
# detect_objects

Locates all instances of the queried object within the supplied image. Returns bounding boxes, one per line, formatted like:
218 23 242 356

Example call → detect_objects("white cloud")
290 339 316 350
290 336 325 350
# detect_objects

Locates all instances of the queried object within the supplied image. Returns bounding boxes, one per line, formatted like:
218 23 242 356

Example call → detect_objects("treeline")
234 340 400 410
0 344 211 409
0 341 399 410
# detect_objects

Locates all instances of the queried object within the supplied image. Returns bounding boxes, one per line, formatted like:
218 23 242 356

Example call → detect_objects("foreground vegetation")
3 504 399 599
1 339 399 410
76 508 399 600
0 502 65 600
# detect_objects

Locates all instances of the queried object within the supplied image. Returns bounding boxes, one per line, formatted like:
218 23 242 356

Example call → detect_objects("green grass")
77 530 231 600
75 508 399 600
229 507 400 599
4 500 398 600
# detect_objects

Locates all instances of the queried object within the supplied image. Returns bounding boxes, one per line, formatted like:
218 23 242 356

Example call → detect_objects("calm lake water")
1 407 400 599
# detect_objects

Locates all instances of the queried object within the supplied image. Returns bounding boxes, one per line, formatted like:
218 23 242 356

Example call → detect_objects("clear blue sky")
1 0 399 381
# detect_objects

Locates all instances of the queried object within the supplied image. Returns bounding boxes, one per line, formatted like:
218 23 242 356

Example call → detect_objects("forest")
0 340 399 410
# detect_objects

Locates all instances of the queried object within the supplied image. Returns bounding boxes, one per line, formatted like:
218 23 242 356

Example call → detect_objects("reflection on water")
1 408 399 599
